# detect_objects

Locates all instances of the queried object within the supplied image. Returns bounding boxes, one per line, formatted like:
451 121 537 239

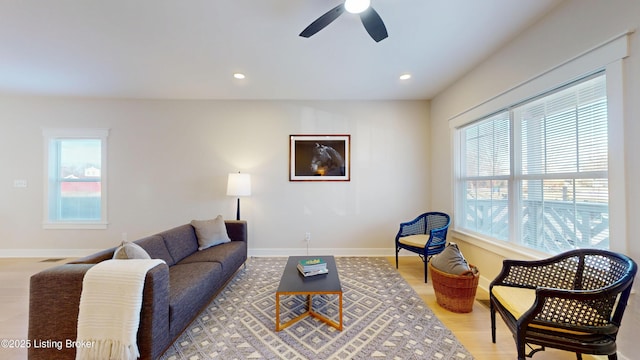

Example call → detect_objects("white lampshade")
227 173 251 197
345 0 370 14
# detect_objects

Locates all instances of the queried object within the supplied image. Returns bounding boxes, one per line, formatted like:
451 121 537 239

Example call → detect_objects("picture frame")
289 135 350 181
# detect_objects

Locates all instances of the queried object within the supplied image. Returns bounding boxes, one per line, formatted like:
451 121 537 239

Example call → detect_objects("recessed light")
233 73 246 80
399 73 412 80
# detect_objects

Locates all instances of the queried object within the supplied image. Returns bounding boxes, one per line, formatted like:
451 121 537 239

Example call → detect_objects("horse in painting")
310 143 345 176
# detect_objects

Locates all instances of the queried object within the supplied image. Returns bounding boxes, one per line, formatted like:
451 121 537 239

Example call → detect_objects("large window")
457 73 609 253
43 128 109 229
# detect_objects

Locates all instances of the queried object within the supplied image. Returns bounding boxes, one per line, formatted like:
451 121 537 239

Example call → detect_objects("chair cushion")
492 286 535 319
398 234 430 248
492 285 590 335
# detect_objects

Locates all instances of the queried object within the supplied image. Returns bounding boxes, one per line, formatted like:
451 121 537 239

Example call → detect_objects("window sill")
450 228 552 261
42 222 108 230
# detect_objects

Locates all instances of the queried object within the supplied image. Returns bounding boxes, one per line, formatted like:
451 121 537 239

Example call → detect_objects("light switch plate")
13 179 27 188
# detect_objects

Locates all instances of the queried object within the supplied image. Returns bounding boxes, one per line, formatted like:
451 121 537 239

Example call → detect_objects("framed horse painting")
289 135 350 181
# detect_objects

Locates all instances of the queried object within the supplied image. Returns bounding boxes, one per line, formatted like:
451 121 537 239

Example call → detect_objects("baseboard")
249 248 397 257
0 247 400 258
0 249 104 258
478 275 491 297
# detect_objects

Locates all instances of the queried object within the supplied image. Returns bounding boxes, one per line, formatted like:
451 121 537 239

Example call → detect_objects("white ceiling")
0 0 563 100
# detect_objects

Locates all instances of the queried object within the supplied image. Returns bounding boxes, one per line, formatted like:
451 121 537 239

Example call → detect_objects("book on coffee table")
297 265 329 277
297 258 327 272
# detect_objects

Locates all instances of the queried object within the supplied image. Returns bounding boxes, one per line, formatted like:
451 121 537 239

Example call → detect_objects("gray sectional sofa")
28 220 247 360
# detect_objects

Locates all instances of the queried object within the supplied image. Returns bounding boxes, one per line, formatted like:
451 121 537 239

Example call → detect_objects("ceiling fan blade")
360 7 388 42
299 3 345 38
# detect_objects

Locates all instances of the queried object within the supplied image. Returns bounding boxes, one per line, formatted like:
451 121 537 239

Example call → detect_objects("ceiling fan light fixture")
299 0 386 42
345 0 371 14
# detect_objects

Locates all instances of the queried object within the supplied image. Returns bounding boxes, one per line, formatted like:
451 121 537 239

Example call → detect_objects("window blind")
515 74 608 252
461 111 510 240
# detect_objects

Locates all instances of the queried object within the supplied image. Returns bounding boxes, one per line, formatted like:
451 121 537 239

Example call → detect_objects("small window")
43 128 109 229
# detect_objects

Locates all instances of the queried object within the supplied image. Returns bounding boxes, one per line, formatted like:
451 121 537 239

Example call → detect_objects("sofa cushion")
191 215 231 250
113 241 151 259
168 262 223 338
135 235 176 266
178 241 247 279
158 224 199 264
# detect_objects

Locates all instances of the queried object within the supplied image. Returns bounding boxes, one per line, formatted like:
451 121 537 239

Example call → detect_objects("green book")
298 258 327 272
298 258 326 267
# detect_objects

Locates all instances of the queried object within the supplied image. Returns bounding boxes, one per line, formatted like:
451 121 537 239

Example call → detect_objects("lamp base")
236 198 241 220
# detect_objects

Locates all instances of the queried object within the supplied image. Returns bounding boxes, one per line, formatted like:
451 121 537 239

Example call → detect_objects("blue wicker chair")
490 249 637 360
395 212 451 283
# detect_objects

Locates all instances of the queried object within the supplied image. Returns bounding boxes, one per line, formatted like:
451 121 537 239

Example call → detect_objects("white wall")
0 98 430 257
430 0 640 358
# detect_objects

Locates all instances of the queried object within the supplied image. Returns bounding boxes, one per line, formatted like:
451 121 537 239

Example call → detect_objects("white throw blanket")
76 259 165 360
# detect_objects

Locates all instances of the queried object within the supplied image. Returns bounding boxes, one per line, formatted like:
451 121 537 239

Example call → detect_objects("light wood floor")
0 256 603 360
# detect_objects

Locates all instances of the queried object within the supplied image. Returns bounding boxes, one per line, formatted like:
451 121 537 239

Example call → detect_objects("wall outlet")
304 232 311 242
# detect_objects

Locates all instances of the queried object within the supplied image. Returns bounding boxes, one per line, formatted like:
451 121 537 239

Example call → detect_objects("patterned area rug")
160 257 473 360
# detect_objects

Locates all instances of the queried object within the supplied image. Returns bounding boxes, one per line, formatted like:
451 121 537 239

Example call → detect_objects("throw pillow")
191 215 231 251
430 242 471 275
113 241 152 260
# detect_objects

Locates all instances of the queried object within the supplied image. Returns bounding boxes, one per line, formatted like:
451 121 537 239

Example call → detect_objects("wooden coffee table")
275 255 343 331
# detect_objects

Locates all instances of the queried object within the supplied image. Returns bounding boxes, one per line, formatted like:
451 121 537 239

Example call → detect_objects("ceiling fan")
299 0 388 42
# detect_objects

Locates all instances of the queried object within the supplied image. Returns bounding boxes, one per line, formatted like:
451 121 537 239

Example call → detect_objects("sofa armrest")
225 220 247 244
67 247 116 264
28 262 171 360
136 263 171 360
28 264 92 360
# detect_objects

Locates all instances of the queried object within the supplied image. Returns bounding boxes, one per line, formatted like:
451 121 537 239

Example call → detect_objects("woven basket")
428 262 479 313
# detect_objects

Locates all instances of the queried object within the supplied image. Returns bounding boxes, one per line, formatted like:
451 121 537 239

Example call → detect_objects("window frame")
449 32 629 256
42 128 109 229
457 73 609 254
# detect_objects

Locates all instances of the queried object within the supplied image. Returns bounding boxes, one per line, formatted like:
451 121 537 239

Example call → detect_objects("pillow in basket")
430 242 470 275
